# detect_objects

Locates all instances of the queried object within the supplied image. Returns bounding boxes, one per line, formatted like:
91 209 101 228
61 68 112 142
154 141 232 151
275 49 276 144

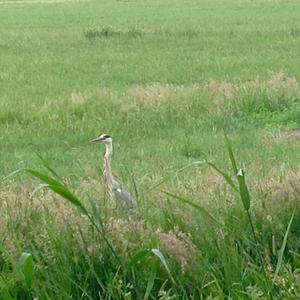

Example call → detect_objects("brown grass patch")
245 71 300 100
287 129 300 139
68 91 90 105
266 167 300 203
0 180 86 257
32 71 300 119
208 71 300 114
207 79 235 104
155 226 196 272
127 83 200 105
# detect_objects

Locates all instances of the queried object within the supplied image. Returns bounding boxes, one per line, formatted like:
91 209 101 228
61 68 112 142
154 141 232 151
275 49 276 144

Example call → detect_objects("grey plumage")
112 181 135 208
91 133 135 209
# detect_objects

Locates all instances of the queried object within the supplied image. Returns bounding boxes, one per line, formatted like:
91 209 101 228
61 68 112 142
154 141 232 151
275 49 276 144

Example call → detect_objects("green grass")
1 0 300 298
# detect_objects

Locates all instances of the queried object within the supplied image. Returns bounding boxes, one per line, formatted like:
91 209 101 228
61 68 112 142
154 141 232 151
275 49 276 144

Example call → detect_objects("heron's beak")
90 136 103 143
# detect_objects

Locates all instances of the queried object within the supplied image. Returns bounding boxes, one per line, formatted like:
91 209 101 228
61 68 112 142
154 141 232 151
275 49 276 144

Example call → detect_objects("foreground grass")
1 0 300 298
2 145 300 299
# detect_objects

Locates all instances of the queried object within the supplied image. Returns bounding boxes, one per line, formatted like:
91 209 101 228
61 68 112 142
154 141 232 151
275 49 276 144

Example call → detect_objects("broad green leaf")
27 169 88 215
49 184 88 215
151 248 174 283
27 169 63 188
162 191 223 227
19 252 34 289
236 169 251 211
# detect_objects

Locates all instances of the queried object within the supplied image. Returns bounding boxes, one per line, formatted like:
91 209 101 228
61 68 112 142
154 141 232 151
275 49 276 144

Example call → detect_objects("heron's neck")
104 141 113 160
103 141 114 194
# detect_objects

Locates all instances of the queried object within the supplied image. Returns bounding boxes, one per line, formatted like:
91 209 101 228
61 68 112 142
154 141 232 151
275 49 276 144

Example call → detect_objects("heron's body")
91 133 135 209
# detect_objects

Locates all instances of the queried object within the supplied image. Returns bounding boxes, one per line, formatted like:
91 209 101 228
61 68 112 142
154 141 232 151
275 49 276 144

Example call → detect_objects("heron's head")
90 133 112 144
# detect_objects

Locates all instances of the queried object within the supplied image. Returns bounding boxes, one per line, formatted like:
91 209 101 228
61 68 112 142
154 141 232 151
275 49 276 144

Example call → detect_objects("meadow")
1 0 300 298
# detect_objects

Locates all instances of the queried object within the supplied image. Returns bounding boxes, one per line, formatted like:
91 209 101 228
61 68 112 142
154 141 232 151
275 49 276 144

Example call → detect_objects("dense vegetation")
1 0 300 298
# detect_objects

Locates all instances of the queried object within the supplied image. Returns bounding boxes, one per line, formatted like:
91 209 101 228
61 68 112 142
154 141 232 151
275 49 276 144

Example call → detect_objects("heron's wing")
112 181 135 208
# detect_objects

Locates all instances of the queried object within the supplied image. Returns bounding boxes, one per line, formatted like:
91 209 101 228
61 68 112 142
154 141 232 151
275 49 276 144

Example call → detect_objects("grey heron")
90 133 135 209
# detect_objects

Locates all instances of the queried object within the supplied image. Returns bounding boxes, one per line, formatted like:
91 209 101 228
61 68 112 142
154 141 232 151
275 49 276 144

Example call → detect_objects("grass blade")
162 191 223 227
27 169 63 188
223 133 251 211
274 212 295 280
206 161 238 192
131 174 139 200
34 151 63 182
144 263 157 300
19 252 34 289
0 169 21 185
27 169 88 215
49 184 88 215
30 183 49 199
151 248 175 284
224 131 238 174
147 161 205 192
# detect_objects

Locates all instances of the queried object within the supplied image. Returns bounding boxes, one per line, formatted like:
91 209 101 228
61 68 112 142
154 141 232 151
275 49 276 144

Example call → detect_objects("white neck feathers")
103 140 114 196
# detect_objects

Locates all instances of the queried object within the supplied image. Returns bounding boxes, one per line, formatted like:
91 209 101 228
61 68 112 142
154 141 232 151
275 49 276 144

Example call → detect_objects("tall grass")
1 136 299 299
1 0 300 298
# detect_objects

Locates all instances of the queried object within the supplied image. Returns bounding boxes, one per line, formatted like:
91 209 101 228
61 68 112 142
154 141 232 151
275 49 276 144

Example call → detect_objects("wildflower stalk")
246 211 268 282
223 132 272 298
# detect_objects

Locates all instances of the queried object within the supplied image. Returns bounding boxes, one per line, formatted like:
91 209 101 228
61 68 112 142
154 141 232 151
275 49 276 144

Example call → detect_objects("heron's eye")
102 134 110 139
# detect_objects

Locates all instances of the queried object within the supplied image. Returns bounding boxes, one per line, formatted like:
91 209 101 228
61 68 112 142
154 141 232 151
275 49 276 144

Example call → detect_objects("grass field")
1 0 300 298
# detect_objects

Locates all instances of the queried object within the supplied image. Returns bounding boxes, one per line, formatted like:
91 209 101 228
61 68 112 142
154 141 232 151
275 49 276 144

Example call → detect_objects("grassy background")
1 0 300 177
1 0 300 299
